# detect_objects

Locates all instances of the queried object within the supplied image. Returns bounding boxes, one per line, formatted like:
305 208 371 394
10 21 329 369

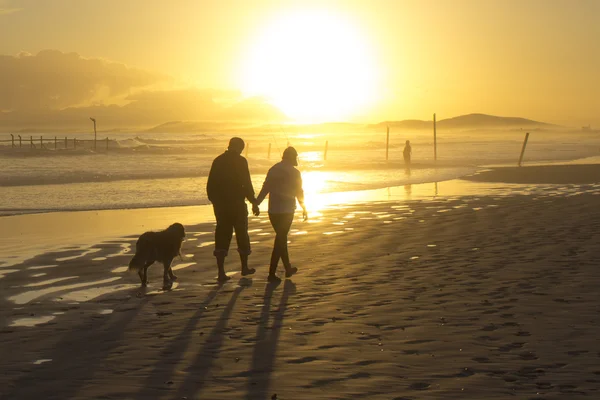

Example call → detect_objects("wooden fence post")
30 136 34 149
518 132 530 167
386 126 390 161
10 134 14 148
433 113 437 162
18 135 22 148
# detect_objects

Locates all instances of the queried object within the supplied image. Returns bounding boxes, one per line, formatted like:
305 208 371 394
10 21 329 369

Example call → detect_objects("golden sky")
0 0 599 127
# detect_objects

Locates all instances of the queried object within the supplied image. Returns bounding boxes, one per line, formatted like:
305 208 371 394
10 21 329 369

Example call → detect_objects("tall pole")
90 117 97 150
518 132 530 167
433 113 437 162
386 126 390 161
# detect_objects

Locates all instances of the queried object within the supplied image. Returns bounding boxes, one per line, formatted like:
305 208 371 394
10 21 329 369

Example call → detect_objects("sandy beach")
1 166 600 399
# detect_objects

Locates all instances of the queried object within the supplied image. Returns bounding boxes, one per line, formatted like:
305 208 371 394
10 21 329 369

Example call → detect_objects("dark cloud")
0 50 165 111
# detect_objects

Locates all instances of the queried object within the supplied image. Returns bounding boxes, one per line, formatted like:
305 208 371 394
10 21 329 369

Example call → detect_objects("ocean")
1 128 599 216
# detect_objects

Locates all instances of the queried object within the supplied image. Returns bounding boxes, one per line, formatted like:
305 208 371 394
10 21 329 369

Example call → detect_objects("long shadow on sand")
1 289 149 400
131 284 224 399
173 283 248 399
244 279 295 400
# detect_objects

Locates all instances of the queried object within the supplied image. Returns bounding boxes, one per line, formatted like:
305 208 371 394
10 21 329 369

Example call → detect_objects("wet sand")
1 178 600 398
464 164 600 184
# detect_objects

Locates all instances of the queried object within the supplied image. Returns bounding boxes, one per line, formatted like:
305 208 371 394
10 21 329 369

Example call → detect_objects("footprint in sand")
317 345 339 350
567 350 589 356
497 342 525 352
405 339 434 345
354 360 377 366
286 356 318 364
481 324 498 331
518 351 538 360
408 382 430 390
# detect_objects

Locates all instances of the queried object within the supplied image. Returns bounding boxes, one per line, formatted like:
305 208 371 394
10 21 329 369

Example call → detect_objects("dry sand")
1 166 600 399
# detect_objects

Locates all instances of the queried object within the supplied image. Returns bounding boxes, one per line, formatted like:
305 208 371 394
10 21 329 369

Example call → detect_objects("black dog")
128 222 186 290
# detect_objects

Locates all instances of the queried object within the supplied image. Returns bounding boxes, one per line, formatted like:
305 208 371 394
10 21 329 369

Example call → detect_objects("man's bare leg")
240 253 255 276
217 254 230 283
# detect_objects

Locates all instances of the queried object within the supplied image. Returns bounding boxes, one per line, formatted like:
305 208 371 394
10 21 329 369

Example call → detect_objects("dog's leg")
162 258 173 290
168 264 178 281
140 261 153 286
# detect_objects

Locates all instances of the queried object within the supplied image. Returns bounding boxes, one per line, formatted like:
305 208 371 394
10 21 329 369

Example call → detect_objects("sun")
239 9 380 123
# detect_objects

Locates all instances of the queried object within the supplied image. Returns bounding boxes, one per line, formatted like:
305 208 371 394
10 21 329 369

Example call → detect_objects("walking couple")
206 137 307 284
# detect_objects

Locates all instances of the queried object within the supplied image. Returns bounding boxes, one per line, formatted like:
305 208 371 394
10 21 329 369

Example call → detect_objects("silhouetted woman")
403 140 412 166
256 147 307 283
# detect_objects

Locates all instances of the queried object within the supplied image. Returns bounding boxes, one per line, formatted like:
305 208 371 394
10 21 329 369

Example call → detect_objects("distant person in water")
207 137 260 283
256 146 307 283
403 140 412 166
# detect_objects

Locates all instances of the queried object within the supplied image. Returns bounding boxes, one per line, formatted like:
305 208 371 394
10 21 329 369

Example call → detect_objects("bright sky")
1 0 599 125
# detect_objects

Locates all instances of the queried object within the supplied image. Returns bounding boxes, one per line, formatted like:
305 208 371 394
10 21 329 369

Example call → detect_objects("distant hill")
371 113 555 131
143 113 557 134
438 113 553 129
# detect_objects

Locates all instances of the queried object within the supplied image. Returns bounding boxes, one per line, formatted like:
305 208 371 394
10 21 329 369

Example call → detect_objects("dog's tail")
128 253 143 272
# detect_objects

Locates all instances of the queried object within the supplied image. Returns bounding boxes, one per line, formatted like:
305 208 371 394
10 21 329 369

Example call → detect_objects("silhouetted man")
207 137 259 282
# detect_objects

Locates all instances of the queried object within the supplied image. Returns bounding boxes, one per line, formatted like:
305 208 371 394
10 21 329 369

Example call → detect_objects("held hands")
252 202 260 216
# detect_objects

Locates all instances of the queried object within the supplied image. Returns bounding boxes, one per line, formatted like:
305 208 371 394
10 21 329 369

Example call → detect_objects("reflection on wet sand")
23 276 78 287
27 264 58 270
0 269 18 279
55 248 101 262
60 283 139 302
11 315 56 327
9 277 122 305
172 262 196 271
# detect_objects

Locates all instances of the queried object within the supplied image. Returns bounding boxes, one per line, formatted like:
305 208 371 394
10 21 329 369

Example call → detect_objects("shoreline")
4 158 600 218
